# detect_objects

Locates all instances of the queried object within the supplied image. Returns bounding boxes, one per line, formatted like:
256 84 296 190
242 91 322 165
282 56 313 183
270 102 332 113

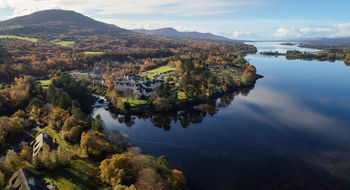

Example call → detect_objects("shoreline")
95 74 263 116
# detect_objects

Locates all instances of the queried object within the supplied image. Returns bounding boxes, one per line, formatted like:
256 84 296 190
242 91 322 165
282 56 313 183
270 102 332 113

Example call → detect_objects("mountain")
133 27 239 42
0 9 127 35
0 9 244 44
286 37 350 45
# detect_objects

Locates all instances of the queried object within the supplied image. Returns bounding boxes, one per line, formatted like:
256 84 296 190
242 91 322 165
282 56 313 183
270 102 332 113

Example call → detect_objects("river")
92 42 350 190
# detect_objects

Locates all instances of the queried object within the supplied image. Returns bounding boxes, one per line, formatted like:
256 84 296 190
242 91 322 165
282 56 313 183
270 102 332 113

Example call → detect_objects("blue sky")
0 0 349 40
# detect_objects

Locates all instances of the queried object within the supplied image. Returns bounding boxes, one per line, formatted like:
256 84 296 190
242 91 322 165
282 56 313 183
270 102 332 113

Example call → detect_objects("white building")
114 75 163 98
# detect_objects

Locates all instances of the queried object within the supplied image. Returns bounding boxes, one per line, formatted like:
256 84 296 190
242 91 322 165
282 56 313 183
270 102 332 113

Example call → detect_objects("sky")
0 0 349 40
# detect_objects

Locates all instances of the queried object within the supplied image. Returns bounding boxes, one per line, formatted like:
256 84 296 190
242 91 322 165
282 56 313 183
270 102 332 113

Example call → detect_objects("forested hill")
0 9 257 83
0 9 129 35
133 27 239 42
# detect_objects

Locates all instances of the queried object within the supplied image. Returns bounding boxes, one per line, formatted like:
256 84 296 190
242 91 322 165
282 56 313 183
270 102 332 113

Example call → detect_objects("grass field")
38 80 51 86
44 159 102 190
121 97 148 107
143 65 176 79
36 127 68 147
52 40 75 47
209 66 242 80
83 52 105 55
0 35 38 42
177 91 187 100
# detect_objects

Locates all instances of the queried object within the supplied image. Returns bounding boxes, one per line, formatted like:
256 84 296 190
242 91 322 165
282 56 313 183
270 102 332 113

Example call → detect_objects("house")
9 168 41 190
113 74 163 98
9 168 54 190
31 133 56 157
70 71 102 84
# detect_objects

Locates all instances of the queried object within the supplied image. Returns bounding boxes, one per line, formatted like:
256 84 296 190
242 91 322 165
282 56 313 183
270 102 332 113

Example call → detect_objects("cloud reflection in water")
225 86 350 145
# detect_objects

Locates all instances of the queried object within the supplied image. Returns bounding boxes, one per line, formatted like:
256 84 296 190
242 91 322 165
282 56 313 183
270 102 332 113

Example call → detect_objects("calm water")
92 42 350 190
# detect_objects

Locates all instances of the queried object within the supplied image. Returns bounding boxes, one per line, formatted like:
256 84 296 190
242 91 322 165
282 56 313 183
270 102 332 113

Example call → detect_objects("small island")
285 49 350 64
279 42 297 46
260 51 286 56
260 47 350 66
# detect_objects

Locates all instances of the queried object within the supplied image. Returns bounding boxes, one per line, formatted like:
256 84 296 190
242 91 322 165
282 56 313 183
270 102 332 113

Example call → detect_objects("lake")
92 42 350 190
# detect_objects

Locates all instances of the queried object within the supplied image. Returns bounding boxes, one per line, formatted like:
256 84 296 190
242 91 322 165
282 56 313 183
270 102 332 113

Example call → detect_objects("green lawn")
0 25 23 31
121 97 148 107
143 65 176 79
52 40 75 47
177 91 187 100
36 127 68 147
44 159 102 190
209 66 242 80
0 35 38 42
38 80 51 86
83 52 105 55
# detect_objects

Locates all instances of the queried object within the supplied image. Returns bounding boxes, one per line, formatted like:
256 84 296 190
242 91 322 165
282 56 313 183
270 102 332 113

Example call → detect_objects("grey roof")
9 169 38 190
32 133 56 157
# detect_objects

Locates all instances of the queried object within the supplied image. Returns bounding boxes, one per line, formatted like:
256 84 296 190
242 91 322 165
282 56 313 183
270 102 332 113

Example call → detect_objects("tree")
63 116 80 131
234 55 247 66
20 149 32 161
33 144 72 170
91 114 105 132
56 145 73 165
167 169 186 190
48 108 69 131
345 54 350 63
64 126 82 144
155 83 172 98
81 130 112 157
107 90 119 107
135 168 168 190
33 144 57 170
58 93 72 110
156 155 171 175
100 154 138 187
241 65 257 85
123 102 131 113
0 170 5 188
152 97 174 112
3 150 22 173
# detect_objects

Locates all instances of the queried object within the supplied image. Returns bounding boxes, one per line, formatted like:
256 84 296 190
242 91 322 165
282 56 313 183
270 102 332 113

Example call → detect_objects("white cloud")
98 18 260 40
334 23 350 37
232 30 252 38
273 23 350 39
0 0 273 17
273 28 303 38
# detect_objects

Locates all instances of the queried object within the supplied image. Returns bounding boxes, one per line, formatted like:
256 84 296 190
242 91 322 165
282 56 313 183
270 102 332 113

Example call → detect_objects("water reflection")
232 86 350 145
94 86 255 131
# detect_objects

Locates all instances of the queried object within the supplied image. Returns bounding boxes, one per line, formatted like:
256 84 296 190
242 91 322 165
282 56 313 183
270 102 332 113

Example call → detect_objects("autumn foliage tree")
80 130 112 157
99 154 138 187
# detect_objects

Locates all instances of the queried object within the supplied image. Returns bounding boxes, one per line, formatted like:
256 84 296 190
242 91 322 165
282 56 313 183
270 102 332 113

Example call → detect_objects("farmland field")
0 35 38 42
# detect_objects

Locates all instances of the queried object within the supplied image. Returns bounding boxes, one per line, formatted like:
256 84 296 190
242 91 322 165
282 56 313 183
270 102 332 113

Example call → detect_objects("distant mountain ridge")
133 27 239 42
0 9 242 43
287 37 350 45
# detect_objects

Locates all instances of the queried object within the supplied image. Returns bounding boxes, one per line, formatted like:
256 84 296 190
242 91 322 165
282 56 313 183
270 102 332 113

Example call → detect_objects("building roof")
32 133 56 157
9 168 39 190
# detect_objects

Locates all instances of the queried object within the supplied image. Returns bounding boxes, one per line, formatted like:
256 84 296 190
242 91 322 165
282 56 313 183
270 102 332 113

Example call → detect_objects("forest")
285 49 350 63
0 73 186 189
